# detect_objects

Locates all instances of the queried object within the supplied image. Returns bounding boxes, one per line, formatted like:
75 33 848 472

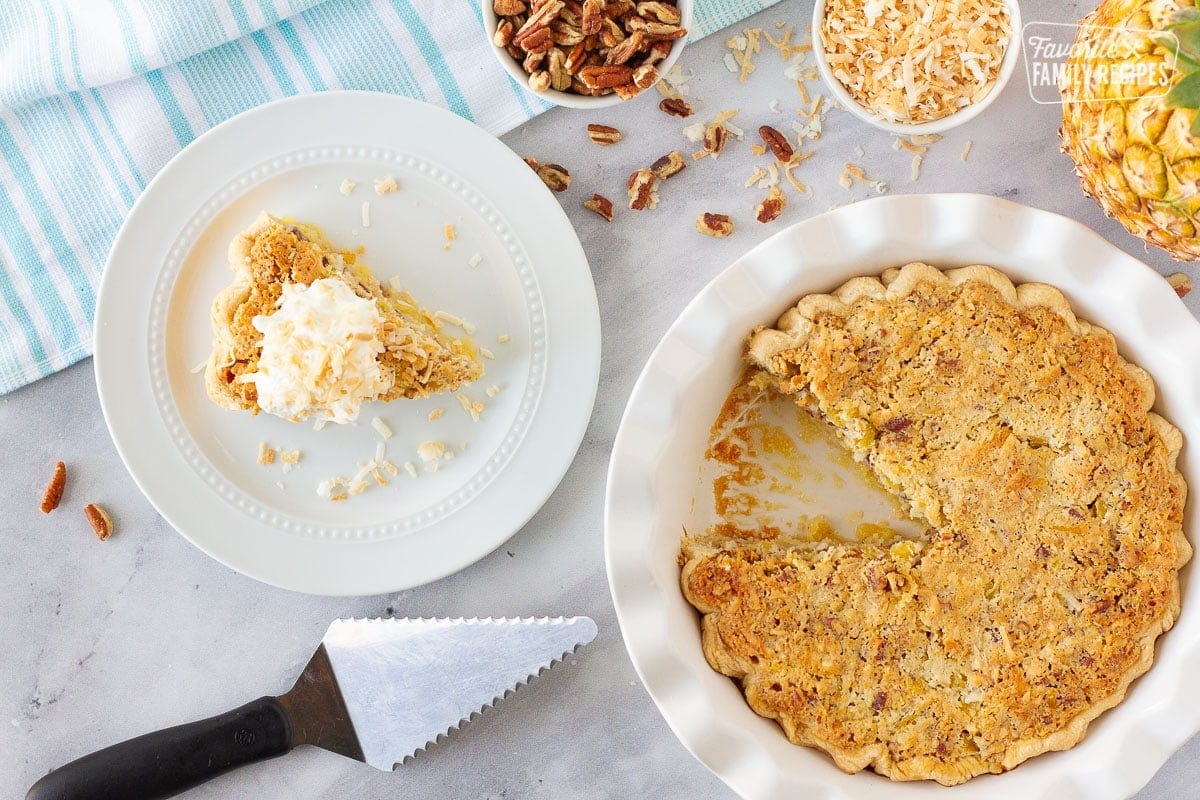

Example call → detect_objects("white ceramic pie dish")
605 194 1200 799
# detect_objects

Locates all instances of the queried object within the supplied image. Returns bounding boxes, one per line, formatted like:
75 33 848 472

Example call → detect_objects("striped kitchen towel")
0 0 778 394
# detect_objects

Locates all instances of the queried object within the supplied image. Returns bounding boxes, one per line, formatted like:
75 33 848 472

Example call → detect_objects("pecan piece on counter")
40 460 66 514
534 162 572 192
586 123 623 145
696 212 734 237
758 125 794 161
583 193 615 221
650 151 686 180
755 186 786 223
658 97 694 117
627 169 658 210
84 503 114 541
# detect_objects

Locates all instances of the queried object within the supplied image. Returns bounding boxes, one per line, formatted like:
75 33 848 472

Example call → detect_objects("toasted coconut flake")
444 224 456 241
339 179 356 196
497 333 511 344
961 139 974 162
486 385 502 398
257 442 276 466
190 358 207 374
911 154 923 182
468 253 483 267
418 441 446 462
403 461 418 478
682 122 706 143
820 0 1011 124
361 201 371 228
745 167 768 188
428 407 445 422
374 176 399 195
480 347 496 360
371 416 393 440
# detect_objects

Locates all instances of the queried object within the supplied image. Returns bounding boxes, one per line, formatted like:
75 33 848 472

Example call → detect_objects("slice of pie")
205 213 482 423
681 263 1189 784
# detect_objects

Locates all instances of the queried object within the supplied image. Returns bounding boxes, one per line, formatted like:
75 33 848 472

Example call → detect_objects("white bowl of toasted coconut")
482 0 694 109
812 0 1021 135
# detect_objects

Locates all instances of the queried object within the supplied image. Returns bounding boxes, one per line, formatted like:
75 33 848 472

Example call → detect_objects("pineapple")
1061 0 1200 260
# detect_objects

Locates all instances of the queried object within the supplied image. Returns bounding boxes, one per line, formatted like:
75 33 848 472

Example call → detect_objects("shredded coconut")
820 0 1011 124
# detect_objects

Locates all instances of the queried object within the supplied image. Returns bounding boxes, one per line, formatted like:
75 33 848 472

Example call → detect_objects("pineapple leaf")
1166 8 1200 68
1167 70 1200 110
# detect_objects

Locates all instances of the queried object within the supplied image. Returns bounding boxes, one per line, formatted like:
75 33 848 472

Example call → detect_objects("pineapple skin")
1061 0 1200 261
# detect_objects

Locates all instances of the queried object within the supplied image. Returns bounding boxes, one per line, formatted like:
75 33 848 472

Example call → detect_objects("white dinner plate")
95 92 599 596
605 194 1200 800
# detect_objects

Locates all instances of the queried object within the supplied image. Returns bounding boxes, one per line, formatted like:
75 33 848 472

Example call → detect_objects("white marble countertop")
4 0 1198 797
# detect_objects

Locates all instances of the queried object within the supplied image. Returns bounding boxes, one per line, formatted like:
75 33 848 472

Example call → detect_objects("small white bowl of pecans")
812 0 1021 135
484 0 693 109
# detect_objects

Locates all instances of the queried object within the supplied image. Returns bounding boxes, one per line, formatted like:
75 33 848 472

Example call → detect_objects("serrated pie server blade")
280 616 599 770
25 616 597 800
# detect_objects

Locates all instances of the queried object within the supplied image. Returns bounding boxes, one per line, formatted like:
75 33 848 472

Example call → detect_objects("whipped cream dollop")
244 278 392 424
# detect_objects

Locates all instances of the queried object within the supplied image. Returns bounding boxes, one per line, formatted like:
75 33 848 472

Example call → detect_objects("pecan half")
650 150 686 180
535 162 571 191
84 503 113 541
586 123 622 145
493 19 516 47
758 125 794 161
514 0 564 43
583 193 614 221
636 0 681 23
631 63 658 90
40 461 66 514
581 0 604 35
548 48 571 90
696 212 734 237
550 20 585 47
564 41 588 73
658 97 693 117
626 17 685 39
605 30 644 65
528 69 552 93
494 0 527 14
755 186 786 223
580 64 633 88
627 168 657 210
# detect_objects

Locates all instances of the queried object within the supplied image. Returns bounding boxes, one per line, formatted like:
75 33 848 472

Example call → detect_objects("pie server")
26 616 597 800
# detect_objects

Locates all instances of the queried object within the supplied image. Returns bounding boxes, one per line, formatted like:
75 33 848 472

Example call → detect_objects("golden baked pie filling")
680 263 1189 785
205 213 482 422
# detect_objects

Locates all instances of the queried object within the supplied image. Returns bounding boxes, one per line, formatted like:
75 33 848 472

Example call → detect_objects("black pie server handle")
26 696 292 800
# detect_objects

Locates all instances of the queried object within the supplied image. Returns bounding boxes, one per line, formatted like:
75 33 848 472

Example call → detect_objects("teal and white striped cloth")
0 0 776 394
